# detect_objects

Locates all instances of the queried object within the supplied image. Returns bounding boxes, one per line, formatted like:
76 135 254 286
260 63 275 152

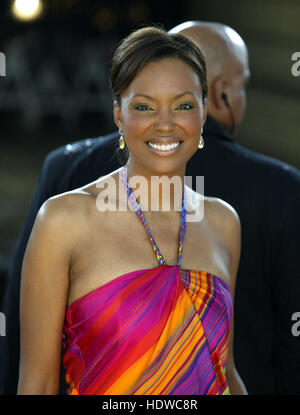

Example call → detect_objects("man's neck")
203 115 234 142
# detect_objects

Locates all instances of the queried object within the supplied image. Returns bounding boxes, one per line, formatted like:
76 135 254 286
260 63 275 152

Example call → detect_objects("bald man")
1 22 300 395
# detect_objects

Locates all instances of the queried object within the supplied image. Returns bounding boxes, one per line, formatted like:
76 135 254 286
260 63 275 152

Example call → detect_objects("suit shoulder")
40 138 97 176
230 141 300 181
44 132 118 165
41 132 119 179
46 137 99 162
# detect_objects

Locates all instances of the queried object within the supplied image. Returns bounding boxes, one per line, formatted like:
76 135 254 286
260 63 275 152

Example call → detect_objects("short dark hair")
110 26 208 165
110 26 207 105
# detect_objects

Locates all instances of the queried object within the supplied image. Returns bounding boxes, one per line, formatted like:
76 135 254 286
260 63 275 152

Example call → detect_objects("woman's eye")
134 104 153 111
176 103 194 110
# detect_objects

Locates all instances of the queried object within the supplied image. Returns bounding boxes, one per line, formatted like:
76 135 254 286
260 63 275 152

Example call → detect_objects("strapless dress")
62 165 232 395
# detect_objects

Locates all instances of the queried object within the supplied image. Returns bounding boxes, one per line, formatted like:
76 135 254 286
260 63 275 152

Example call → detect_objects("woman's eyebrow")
174 91 195 99
132 93 154 100
132 91 195 100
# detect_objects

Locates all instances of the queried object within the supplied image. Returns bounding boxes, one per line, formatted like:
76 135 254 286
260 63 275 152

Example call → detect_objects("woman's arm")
210 198 247 395
220 201 247 395
17 196 73 394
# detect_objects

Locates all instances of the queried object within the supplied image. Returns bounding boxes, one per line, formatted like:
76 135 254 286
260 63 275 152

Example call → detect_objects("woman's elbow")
17 373 59 395
226 366 248 395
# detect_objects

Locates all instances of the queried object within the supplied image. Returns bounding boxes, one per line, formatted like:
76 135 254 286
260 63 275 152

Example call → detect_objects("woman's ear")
202 98 208 125
113 100 121 131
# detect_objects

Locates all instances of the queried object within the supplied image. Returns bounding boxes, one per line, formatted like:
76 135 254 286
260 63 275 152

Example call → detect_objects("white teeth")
148 141 181 151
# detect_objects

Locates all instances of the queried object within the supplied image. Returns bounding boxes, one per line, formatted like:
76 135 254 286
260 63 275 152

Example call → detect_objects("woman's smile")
146 139 183 155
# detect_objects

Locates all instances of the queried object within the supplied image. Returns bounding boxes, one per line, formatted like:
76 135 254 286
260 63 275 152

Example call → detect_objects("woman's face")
114 57 207 176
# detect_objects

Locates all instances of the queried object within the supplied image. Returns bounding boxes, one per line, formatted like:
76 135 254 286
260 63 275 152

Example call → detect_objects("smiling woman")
111 27 207 167
113 58 206 177
17 26 246 395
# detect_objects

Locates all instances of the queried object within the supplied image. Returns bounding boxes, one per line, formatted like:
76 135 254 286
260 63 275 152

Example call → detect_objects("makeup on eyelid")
133 103 195 111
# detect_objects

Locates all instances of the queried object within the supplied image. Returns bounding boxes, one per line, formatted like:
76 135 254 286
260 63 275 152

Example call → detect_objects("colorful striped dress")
62 165 233 395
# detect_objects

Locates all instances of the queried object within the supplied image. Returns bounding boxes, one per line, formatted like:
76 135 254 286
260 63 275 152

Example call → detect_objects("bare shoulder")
34 188 96 244
34 167 123 239
39 188 94 219
204 196 241 236
204 196 241 284
184 186 240 233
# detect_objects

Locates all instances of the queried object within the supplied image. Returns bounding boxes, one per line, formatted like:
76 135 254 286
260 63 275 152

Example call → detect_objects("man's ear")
211 77 230 110
113 100 121 131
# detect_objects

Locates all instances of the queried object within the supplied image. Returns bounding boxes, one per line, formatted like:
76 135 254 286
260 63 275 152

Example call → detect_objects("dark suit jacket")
1 116 300 395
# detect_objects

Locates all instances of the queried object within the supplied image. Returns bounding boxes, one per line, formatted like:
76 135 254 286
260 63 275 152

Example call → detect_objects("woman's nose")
154 110 175 132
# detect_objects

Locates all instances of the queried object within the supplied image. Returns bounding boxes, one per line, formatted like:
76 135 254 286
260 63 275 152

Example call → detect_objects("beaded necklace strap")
120 165 187 267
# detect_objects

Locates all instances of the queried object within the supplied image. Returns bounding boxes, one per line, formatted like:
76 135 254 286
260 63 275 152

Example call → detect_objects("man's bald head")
170 21 248 82
169 21 250 134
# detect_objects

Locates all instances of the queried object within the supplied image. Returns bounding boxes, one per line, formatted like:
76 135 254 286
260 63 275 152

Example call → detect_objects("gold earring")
119 132 125 150
198 129 204 149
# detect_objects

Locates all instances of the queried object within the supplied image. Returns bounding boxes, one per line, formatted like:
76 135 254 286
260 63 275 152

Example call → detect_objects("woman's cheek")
122 114 140 134
183 113 202 136
130 115 153 135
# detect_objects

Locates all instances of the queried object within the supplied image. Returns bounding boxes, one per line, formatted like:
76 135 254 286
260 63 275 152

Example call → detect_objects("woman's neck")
124 160 186 213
